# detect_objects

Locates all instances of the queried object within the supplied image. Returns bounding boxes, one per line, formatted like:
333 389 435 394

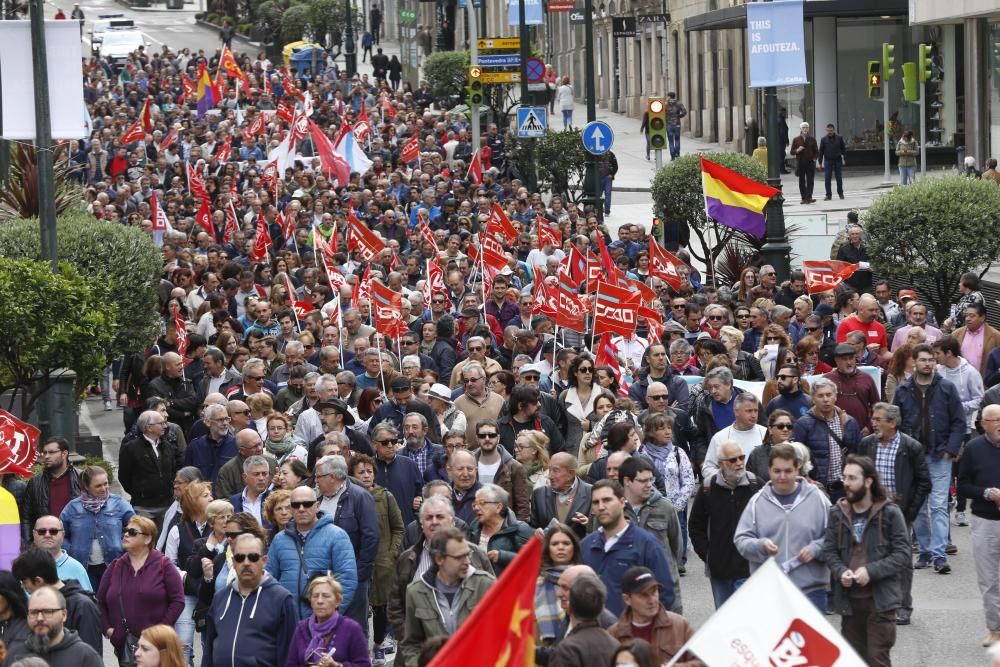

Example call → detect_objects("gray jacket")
625 489 683 614
734 478 831 593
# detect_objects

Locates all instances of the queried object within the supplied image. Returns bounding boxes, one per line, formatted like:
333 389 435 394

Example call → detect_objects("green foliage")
205 12 220 23
423 51 470 100
253 1 283 39
508 129 587 201
0 211 161 357
863 175 1000 323
307 0 339 46
237 21 253 34
281 4 311 43
82 457 116 485
0 257 116 415
0 143 81 223
651 152 769 281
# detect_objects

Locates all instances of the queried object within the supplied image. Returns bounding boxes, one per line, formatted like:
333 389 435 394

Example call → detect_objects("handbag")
118 562 139 666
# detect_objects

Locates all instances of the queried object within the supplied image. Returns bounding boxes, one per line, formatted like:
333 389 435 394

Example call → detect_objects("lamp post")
344 0 357 76
518 0 536 192
29 0 56 271
582 0 600 213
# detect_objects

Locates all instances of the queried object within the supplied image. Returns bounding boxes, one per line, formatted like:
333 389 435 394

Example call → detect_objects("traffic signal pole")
468 6 479 150
881 42 895 184
919 78 926 178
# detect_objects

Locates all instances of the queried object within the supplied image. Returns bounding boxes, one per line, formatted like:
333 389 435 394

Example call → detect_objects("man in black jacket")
818 123 847 201
858 402 931 625
20 437 81 544
13 547 103 654
118 410 181 528
688 440 762 609
147 352 200 436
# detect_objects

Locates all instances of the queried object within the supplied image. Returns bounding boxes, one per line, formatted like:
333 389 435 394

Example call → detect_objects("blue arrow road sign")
477 54 522 67
581 120 614 155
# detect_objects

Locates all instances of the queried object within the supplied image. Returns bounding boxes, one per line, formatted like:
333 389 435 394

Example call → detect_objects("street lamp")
343 0 357 76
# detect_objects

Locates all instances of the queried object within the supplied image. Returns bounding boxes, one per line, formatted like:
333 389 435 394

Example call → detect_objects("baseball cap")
814 303 835 318
834 343 855 356
898 289 918 303
621 566 661 594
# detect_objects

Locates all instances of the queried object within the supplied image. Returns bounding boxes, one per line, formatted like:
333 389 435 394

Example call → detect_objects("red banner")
648 238 684 292
347 210 386 262
594 333 630 397
593 280 641 337
250 212 272 263
535 215 562 249
802 260 860 294
371 281 407 337
486 203 518 245
0 409 40 477
401 134 420 163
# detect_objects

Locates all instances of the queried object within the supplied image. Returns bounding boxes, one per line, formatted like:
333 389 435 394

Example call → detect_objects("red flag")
423 258 450 309
276 101 294 123
555 263 587 332
644 309 665 345
276 210 295 244
347 210 386 262
595 333 630 397
223 199 239 244
352 264 373 311
307 118 351 185
159 127 179 152
187 162 209 201
467 148 483 185
354 104 372 141
150 192 170 232
216 136 232 162
313 226 338 264
535 215 561 248
380 92 397 119
803 260 861 294
427 536 542 667
120 118 145 144
415 217 437 253
401 134 420 164
0 409 41 478
485 203 518 245
251 212 272 263
218 45 246 81
371 281 406 337
648 238 684 292
532 271 559 318
593 280 642 337
181 74 196 102
175 310 189 356
319 252 346 293
595 233 617 275
243 113 265 143
195 198 213 235
627 276 658 305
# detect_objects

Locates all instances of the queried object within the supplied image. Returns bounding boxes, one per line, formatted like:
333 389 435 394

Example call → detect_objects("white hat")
519 362 544 376
427 383 453 404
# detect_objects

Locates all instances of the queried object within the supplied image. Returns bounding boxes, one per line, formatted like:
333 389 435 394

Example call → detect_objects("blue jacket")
184 432 237 482
792 408 862 483
892 373 966 460
400 439 450 484
330 479 380 582
60 494 135 566
374 454 424 526
581 523 675 617
203 574 298 667
266 512 359 618
628 368 690 410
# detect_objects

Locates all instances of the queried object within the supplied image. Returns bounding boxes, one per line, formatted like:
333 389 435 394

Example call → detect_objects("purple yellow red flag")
700 156 779 238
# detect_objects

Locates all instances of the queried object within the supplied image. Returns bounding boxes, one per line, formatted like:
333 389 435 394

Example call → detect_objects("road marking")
143 30 162 45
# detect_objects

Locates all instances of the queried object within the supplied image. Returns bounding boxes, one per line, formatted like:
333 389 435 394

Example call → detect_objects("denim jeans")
899 165 916 184
823 160 843 197
601 175 613 214
343 579 370 637
678 508 689 563
562 109 573 129
667 123 681 159
175 594 198 663
710 577 746 609
804 588 828 614
914 456 952 560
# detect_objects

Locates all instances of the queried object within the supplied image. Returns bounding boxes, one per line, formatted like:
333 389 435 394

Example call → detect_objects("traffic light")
919 43 934 84
466 67 484 107
902 62 918 102
882 42 895 80
868 61 882 99
647 97 667 151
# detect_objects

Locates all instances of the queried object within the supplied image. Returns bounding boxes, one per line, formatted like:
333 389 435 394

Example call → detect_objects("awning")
684 0 908 32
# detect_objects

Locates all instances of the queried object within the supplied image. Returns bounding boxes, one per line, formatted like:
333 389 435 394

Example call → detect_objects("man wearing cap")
891 298 942 351
369 376 442 444
313 397 375 459
608 566 698 666
836 294 891 362
515 363 569 434
824 342 880 434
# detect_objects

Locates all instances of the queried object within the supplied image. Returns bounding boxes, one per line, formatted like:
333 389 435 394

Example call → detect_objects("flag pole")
551 324 561 388
375 329 387 397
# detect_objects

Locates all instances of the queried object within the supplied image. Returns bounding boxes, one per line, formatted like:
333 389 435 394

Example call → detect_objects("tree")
507 129 586 201
423 51 469 101
0 211 162 358
0 257 116 418
650 152 768 285
280 4 311 43
254 0 284 41
0 143 80 222
863 175 1000 323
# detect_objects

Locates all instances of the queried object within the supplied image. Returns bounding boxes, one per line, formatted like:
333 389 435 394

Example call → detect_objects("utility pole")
757 0 789 281
29 0 57 271
468 1 478 149
344 0 357 75
582 0 600 214
518 0 536 191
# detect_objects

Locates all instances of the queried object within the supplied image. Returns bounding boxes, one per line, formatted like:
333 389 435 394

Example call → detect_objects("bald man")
147 351 200 434
535 564 618 664
836 294 890 362
215 428 275 499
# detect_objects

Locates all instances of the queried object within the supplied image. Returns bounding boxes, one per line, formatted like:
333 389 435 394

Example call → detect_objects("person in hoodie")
203 533 298 667
823 456 910 666
12 547 103 654
399 527 495 667
3 585 102 667
734 443 832 612
932 335 984 528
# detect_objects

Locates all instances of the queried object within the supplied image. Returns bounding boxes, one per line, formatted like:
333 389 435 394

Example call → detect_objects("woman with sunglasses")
795 336 833 377
97 515 184 666
755 325 793 380
61 465 136 591
746 409 797 481
559 356 602 450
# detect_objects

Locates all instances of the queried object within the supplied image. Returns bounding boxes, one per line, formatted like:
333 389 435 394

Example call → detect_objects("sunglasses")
708 315 725 321
375 438 399 446
736 314 751 319
776 375 798 381
647 394 668 401
721 454 746 463
224 531 246 539
477 432 499 439
578 367 594 373
522 374 540 381
233 552 262 563
34 528 62 536
123 528 147 537
772 423 794 430
247 375 265 381
671 304 686 309
805 327 819 332
290 500 317 509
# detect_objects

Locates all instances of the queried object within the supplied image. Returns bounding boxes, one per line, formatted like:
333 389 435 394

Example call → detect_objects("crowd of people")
3 35 1000 667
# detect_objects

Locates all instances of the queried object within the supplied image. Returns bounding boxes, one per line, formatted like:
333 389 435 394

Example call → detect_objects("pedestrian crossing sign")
517 107 547 138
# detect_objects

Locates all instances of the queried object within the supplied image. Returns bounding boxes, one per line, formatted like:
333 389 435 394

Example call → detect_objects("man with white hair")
790 121 819 204
294 373 338 444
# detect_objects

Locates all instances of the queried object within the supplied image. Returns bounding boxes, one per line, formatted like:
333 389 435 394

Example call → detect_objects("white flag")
668 558 866 667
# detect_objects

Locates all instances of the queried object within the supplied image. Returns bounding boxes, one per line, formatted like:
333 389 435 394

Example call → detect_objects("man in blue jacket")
892 343 967 574
266 486 359 618
314 454 379 636
183 404 237 484
581 479 674 617
205 533 298 667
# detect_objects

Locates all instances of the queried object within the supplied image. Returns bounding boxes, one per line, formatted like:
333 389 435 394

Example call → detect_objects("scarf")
642 441 673 479
535 566 568 639
80 491 109 514
523 460 544 480
266 433 296 456
303 613 341 662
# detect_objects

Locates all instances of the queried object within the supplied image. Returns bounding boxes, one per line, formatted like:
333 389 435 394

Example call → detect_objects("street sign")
525 57 545 83
569 9 587 23
528 82 547 91
478 38 520 50
479 54 521 67
517 107 548 138
637 13 667 23
481 71 521 84
581 120 614 155
612 16 637 37
549 0 575 11
399 8 416 23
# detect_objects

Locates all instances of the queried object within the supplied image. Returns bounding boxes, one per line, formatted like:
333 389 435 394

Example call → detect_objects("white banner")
668 558 865 667
681 366 883 403
0 21 85 140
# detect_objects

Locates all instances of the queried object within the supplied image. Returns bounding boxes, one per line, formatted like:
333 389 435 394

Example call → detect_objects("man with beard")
21 437 82 543
5 586 103 667
823 456 910 665
766 364 812 420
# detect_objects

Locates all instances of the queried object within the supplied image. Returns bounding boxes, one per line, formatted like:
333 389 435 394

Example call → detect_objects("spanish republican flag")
428 535 542 667
700 156 780 239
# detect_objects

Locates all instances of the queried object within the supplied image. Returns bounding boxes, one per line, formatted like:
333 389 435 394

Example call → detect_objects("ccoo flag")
700 156 780 238
428 535 542 667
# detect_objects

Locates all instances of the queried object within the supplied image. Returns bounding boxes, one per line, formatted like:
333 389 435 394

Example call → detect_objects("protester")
285 575 370 667
3 585 103 667
135 624 185 667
